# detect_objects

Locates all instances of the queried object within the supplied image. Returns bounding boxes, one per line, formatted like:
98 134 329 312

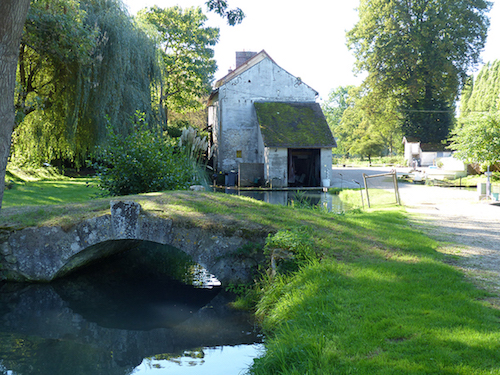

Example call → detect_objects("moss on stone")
254 102 336 148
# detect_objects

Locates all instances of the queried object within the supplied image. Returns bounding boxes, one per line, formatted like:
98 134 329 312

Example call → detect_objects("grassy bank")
250 209 500 374
2 177 500 374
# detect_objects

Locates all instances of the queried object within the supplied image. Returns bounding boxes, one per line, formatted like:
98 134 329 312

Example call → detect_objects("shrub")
91 115 206 196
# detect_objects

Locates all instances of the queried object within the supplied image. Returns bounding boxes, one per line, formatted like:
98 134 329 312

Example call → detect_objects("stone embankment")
1 201 263 284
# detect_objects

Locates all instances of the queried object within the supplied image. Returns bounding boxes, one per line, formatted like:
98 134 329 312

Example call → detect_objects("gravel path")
399 184 500 297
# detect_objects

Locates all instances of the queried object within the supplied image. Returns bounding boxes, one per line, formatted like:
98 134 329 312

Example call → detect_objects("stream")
221 188 346 213
0 242 263 374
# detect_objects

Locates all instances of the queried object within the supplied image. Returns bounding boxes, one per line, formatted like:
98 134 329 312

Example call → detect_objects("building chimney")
236 51 257 68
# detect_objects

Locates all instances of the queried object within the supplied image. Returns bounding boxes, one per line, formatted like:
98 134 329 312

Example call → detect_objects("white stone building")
208 50 336 187
403 136 453 167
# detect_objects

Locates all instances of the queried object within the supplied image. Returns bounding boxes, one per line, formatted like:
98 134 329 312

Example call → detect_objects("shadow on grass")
3 179 101 208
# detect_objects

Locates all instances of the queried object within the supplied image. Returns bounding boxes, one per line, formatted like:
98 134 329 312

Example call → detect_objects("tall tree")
0 0 31 209
347 0 491 143
460 60 500 115
13 0 98 166
339 86 401 157
451 60 500 170
322 85 354 154
137 6 219 128
11 0 159 167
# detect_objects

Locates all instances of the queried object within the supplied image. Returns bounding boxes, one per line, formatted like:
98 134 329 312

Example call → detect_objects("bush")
91 115 206 196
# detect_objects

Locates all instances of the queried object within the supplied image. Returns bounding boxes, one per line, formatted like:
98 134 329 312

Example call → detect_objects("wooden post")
363 173 370 208
392 169 401 205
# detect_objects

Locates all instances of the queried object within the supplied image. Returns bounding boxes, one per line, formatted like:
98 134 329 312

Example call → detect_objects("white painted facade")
403 137 453 167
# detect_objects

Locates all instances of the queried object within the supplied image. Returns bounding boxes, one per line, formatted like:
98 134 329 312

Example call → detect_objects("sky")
123 0 500 102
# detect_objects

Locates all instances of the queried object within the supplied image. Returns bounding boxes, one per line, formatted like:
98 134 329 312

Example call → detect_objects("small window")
236 150 242 158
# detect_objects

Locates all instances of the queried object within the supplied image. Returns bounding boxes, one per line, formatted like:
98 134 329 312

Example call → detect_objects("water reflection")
221 188 346 213
0 242 262 375
135 344 264 374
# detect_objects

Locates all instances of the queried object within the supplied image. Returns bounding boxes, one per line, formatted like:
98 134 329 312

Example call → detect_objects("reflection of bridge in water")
0 256 261 373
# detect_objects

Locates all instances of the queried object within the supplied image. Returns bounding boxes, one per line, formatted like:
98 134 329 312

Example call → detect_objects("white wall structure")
403 136 454 168
208 51 336 187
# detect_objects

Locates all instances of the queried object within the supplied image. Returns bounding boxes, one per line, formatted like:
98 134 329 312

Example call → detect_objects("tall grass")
249 209 500 374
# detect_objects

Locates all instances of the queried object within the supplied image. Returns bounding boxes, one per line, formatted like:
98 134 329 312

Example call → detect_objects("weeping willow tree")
80 0 160 141
11 0 159 167
13 0 96 166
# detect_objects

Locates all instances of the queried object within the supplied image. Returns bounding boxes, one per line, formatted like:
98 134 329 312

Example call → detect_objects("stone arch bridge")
0 201 264 284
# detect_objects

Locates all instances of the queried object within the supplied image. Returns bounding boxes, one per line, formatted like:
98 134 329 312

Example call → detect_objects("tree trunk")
0 0 30 209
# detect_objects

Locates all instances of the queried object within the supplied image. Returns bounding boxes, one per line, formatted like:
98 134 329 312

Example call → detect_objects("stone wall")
265 147 288 187
0 201 266 284
213 57 318 174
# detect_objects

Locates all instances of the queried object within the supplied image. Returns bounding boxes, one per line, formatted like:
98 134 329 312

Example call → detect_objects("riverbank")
249 206 500 374
2 180 500 374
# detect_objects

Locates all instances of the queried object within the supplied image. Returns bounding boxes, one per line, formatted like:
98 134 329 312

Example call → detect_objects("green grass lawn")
3 179 101 207
1 175 500 374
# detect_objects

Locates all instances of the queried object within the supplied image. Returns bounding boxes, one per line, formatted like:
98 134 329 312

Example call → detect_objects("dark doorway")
288 149 320 187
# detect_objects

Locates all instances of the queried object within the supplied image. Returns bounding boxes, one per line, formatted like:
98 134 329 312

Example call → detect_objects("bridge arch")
1 201 264 284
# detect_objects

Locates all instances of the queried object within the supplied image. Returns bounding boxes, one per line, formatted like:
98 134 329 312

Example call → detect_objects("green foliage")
288 190 313 209
339 87 402 157
327 187 343 195
460 60 500 115
205 0 245 25
91 114 200 196
347 0 491 143
225 282 253 296
321 86 354 154
137 6 219 126
12 0 159 168
449 111 500 169
401 91 455 144
79 0 159 141
13 0 98 166
264 228 317 275
349 133 385 162
166 119 189 138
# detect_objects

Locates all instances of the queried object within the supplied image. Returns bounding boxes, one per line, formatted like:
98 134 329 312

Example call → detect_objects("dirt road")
333 167 500 299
